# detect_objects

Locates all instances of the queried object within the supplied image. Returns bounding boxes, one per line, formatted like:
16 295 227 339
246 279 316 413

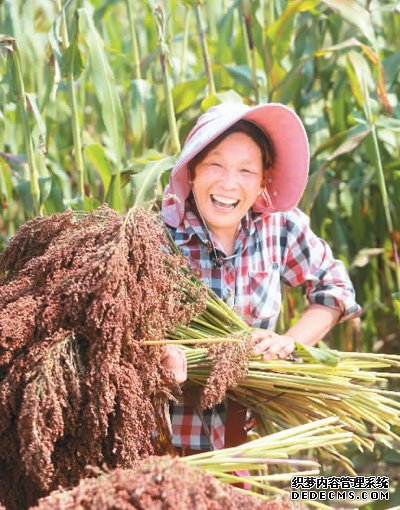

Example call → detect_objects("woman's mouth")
210 194 240 210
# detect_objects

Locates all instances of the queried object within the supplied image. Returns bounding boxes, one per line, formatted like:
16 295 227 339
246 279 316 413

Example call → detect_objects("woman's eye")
240 168 252 174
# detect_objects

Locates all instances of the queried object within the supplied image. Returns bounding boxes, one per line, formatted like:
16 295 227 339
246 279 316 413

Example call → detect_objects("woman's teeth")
211 194 239 209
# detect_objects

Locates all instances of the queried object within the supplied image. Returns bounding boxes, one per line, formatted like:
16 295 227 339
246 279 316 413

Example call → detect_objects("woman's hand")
252 305 342 361
252 329 296 360
161 345 187 384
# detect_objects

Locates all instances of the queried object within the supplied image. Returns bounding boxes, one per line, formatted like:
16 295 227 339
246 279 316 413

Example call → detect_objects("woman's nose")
219 167 239 188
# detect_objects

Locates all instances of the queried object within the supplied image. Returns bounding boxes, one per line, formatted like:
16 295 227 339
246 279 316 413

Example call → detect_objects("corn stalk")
54 0 85 210
154 4 181 153
0 36 41 215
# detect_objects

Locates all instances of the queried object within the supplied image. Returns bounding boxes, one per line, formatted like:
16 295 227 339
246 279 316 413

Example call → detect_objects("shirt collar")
174 198 262 253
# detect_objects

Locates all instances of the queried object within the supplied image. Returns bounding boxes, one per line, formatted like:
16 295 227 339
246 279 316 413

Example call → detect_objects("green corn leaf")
38 176 52 205
15 174 51 212
78 7 124 211
0 154 13 205
179 0 202 8
270 60 304 104
200 94 220 111
215 2 236 63
216 89 243 103
376 117 400 133
78 9 124 157
346 51 373 108
313 37 362 57
105 173 123 212
84 143 112 197
383 52 400 89
294 343 340 366
130 154 176 207
25 93 47 160
43 175 66 215
48 11 63 76
15 180 34 215
301 126 371 211
61 36 85 79
326 127 371 161
83 194 100 212
48 0 81 73
172 77 207 114
266 0 318 60
319 0 376 47
223 64 253 89
351 248 385 269
130 79 157 150
0 36 18 103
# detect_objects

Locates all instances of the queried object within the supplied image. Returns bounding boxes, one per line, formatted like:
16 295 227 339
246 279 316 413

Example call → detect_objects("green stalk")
258 0 269 100
126 0 141 80
370 126 400 292
205 0 217 40
268 0 275 22
363 80 400 296
238 0 251 64
179 8 191 81
56 0 85 209
126 0 148 152
154 5 181 153
0 153 16 239
10 41 41 215
193 2 216 96
67 73 85 208
239 0 259 102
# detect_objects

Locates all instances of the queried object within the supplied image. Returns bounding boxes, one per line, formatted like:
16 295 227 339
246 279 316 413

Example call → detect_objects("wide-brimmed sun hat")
162 102 309 227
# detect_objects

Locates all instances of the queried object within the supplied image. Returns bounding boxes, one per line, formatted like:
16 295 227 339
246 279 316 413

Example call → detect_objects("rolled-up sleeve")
280 208 362 322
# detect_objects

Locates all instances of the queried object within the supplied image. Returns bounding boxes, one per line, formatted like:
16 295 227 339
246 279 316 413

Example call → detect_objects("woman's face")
192 131 264 240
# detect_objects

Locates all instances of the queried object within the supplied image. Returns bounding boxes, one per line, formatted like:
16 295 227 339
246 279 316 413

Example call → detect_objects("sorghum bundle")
29 456 303 510
0 205 207 510
185 344 400 473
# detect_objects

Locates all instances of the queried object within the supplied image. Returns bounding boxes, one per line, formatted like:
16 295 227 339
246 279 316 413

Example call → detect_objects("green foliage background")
0 0 399 353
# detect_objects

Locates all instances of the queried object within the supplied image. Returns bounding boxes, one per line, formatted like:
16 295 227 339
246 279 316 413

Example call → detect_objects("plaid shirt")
168 204 361 450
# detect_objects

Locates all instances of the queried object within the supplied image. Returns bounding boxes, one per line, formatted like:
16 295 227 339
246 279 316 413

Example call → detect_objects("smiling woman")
187 120 273 243
161 101 361 456
190 129 265 255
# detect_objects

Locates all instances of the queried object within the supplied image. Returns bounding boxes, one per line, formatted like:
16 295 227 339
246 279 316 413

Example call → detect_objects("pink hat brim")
162 102 309 227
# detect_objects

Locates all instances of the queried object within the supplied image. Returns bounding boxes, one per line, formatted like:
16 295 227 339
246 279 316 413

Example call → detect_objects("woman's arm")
251 208 361 361
286 303 342 344
252 303 341 360
164 304 342 376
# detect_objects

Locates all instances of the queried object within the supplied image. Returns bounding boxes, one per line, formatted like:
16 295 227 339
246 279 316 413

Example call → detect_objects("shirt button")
224 288 232 298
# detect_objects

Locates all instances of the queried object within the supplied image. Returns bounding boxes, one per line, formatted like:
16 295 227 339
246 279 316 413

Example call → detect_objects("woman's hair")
188 119 274 177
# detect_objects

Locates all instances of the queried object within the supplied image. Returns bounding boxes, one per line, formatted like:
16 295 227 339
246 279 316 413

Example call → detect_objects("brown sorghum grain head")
29 456 304 510
0 205 207 510
200 332 255 410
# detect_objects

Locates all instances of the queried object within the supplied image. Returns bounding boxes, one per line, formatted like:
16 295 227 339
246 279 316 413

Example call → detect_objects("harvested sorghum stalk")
0 206 207 510
29 456 303 510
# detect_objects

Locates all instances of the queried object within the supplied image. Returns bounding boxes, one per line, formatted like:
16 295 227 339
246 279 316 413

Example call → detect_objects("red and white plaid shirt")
168 204 361 450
